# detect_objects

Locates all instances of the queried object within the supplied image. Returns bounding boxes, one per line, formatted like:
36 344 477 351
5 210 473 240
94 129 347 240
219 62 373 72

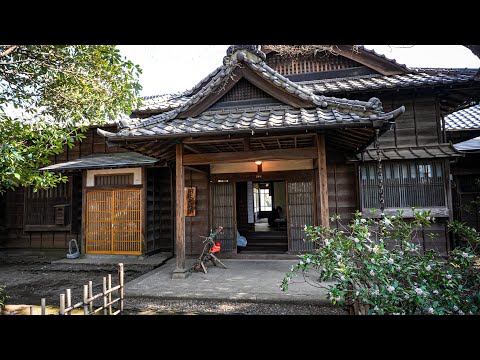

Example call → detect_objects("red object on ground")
210 242 221 253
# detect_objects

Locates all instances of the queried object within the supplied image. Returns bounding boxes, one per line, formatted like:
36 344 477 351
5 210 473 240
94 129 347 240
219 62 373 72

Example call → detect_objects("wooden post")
66 289 71 315
103 277 107 315
41 298 46 315
83 285 89 315
81 171 87 255
172 143 190 279
118 263 124 313
88 281 93 314
29 305 33 315
316 134 329 227
107 273 112 315
60 294 65 315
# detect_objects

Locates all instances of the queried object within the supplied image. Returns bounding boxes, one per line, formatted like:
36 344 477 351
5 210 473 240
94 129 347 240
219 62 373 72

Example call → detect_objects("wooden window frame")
359 160 449 218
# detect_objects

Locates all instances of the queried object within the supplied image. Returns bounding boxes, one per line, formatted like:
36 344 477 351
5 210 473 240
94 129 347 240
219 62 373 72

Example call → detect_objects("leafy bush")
281 210 480 315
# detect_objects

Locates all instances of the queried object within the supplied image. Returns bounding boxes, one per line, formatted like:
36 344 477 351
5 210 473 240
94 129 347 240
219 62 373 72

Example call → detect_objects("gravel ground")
124 297 348 315
0 253 348 315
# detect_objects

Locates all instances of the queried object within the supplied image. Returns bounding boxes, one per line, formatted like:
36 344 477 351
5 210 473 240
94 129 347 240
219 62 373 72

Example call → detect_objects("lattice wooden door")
210 182 236 252
86 190 142 255
287 180 314 252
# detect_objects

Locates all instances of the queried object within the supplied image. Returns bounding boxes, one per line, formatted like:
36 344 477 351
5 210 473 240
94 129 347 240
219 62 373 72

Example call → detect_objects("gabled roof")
100 104 404 139
100 46 404 143
262 45 411 75
445 103 480 131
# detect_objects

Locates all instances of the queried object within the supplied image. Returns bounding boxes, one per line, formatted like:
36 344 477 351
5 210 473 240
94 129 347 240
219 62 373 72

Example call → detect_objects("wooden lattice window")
24 180 72 231
360 161 446 210
94 174 134 186
266 53 362 76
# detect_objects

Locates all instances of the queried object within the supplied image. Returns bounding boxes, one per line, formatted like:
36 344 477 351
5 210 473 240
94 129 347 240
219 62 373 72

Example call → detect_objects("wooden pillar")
172 143 191 279
316 134 329 227
81 170 87 255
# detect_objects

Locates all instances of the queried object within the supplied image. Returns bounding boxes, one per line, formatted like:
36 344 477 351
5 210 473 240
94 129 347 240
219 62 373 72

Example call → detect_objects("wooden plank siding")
185 169 209 255
365 94 443 149
0 126 128 250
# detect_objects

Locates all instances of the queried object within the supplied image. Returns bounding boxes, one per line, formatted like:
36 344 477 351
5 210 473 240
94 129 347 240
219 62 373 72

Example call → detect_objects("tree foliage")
0 45 142 192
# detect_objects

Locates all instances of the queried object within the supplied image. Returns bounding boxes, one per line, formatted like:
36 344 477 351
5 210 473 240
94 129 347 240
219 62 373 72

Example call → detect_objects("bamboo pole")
66 289 71 315
118 263 124 313
60 294 65 315
83 285 89 315
107 274 112 315
102 277 107 315
41 298 46 315
88 281 93 314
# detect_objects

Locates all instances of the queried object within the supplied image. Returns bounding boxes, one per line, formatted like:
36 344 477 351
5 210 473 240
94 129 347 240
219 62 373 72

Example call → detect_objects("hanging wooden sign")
184 186 197 216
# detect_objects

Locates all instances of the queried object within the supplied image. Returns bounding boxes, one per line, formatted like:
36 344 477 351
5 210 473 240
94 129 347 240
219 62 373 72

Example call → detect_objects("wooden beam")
184 144 201 154
185 165 208 175
183 147 318 165
183 132 314 144
316 134 329 227
172 143 189 278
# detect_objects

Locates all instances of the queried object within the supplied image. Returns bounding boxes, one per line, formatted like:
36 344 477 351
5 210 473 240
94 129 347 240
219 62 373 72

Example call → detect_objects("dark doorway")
236 181 287 253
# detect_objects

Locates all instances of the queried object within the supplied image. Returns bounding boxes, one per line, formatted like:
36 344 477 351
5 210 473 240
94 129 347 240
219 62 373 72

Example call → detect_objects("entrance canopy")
98 45 405 160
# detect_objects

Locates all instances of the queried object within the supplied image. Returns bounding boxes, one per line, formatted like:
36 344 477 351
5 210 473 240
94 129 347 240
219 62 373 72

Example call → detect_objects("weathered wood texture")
0 126 125 250
316 134 329 227
364 94 442 148
185 169 209 255
326 149 358 226
145 167 173 253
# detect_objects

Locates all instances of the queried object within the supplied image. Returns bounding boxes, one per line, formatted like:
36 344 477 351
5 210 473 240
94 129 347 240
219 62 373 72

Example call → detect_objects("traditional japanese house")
1 45 479 277
446 104 480 231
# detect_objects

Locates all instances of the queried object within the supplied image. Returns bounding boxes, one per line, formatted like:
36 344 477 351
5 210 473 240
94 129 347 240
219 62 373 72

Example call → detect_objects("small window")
360 161 446 209
94 174 133 186
24 180 71 230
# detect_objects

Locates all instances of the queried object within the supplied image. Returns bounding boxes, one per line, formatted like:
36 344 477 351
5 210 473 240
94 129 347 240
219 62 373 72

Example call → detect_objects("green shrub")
281 210 480 315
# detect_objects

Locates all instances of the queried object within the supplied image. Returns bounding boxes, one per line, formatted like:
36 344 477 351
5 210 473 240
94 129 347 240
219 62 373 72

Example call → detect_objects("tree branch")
0 45 18 59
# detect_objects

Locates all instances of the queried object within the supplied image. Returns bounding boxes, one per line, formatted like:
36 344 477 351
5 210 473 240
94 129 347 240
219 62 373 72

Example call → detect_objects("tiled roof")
103 46 404 140
454 136 480 151
349 144 463 162
299 68 479 95
445 103 480 130
358 46 410 72
99 104 404 139
40 152 158 171
133 68 479 116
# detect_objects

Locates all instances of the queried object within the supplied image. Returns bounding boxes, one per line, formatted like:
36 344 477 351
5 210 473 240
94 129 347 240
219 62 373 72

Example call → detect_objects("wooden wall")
145 167 173 253
360 93 442 149
325 148 358 226
0 126 126 250
184 169 209 255
54 125 126 164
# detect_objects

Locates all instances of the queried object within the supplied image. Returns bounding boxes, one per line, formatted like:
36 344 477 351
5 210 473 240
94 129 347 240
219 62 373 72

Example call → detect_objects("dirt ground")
0 255 153 310
0 254 347 315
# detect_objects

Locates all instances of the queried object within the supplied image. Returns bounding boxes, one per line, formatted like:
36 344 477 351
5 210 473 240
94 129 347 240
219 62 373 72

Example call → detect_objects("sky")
117 45 480 97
